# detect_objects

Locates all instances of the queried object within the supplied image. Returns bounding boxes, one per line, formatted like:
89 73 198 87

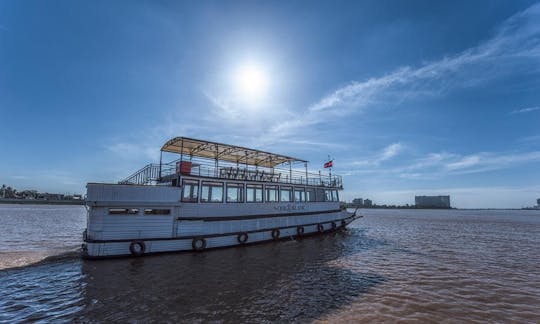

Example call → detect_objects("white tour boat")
82 137 360 258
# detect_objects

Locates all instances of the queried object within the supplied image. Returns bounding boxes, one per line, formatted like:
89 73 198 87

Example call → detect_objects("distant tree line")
0 184 82 201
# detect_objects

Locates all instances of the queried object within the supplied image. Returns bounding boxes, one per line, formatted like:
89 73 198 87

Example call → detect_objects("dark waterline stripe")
177 208 343 221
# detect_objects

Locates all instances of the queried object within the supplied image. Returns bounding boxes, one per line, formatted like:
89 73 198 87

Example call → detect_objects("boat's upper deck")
119 137 343 189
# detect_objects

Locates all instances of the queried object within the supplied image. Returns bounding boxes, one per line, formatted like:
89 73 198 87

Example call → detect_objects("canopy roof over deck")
161 137 307 168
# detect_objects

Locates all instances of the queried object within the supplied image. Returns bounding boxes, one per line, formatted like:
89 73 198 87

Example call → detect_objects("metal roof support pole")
245 151 248 180
215 145 219 178
305 162 308 186
180 139 184 164
289 161 292 184
178 139 184 180
159 150 163 180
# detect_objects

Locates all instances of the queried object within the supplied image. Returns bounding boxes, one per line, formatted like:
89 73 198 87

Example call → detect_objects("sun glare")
235 64 268 102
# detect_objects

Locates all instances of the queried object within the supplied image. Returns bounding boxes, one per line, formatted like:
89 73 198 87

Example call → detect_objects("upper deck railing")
120 136 343 188
119 158 342 189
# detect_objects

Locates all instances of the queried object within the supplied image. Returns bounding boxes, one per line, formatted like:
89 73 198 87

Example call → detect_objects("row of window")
108 208 171 215
181 179 339 203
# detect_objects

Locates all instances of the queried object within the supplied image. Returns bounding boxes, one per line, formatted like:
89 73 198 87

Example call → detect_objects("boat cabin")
118 137 343 205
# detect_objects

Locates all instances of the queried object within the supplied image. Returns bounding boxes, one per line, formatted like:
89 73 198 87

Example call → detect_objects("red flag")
324 160 333 168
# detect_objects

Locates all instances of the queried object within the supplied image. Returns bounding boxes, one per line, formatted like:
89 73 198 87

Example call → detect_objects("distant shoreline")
0 199 536 209
0 198 84 206
350 206 538 211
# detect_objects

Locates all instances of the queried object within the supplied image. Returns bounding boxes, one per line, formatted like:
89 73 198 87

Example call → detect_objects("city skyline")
1 1 539 208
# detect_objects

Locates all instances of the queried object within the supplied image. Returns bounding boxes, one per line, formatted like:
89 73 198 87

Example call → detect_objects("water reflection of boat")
79 233 383 322
83 137 360 258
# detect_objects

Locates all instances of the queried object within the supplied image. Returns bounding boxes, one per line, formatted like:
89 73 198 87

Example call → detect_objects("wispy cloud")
408 150 540 178
510 106 539 114
309 3 540 113
347 143 404 167
442 151 540 174
341 148 540 179
238 2 540 149
106 3 540 178
380 143 404 161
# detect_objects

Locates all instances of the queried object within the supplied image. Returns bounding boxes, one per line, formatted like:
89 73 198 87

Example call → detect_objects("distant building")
415 195 451 208
537 198 540 207
364 199 372 207
352 198 363 207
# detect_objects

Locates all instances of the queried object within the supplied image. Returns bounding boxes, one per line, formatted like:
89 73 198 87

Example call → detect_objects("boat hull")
83 183 358 258
82 212 357 259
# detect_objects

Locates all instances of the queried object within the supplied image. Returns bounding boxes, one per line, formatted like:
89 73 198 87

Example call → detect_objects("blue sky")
1 1 539 208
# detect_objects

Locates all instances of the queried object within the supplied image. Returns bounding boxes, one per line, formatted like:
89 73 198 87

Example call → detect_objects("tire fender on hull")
237 232 248 244
129 241 146 256
192 237 207 251
271 229 280 240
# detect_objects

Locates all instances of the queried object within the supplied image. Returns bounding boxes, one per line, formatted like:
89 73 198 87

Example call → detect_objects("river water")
0 205 539 322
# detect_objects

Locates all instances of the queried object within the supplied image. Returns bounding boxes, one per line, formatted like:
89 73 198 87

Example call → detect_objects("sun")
234 64 268 102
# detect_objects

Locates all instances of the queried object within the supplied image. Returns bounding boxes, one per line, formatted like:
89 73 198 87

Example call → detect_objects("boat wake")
0 246 81 271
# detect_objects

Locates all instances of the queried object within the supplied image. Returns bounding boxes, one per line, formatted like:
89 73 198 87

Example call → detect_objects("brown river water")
1 204 539 322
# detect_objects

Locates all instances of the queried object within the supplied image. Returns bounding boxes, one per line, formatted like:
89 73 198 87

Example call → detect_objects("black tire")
317 223 324 233
331 222 337 230
192 237 207 251
297 226 304 236
271 228 280 240
129 241 146 256
237 232 248 244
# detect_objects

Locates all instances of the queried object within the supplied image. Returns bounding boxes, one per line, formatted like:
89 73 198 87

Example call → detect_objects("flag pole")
328 155 332 184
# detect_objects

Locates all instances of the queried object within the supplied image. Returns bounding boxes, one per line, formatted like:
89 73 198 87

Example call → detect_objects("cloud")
347 143 404 167
397 150 540 178
104 3 540 178
445 155 482 171
341 148 540 180
510 106 539 114
442 151 540 174
309 3 540 113
257 3 540 148
380 143 404 161
183 3 540 155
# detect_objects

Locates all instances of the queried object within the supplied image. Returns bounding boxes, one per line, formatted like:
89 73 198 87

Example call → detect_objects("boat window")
201 181 224 203
266 185 278 202
306 188 316 202
332 190 339 202
108 208 139 215
294 188 305 202
181 179 199 203
144 209 171 215
315 188 326 202
246 184 263 202
227 183 244 203
325 190 332 202
280 186 292 202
